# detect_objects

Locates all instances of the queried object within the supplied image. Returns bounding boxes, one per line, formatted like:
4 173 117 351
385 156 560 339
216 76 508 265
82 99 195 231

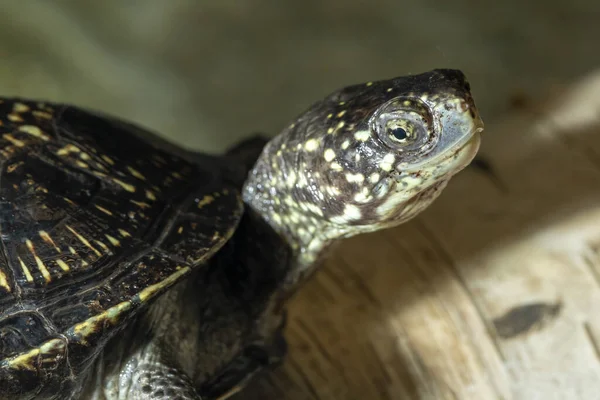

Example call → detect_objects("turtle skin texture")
0 100 243 399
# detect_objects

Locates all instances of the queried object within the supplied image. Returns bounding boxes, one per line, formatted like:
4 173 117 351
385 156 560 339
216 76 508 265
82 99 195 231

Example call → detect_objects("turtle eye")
385 120 416 145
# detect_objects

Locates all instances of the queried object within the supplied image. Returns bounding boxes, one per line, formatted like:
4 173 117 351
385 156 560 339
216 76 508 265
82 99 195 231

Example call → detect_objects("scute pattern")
0 99 243 398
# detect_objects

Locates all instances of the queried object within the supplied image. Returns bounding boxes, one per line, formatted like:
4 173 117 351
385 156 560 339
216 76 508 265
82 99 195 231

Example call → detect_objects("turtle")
0 68 483 399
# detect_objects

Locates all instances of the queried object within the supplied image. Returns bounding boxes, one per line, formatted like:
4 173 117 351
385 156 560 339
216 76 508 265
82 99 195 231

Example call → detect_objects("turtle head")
243 69 483 259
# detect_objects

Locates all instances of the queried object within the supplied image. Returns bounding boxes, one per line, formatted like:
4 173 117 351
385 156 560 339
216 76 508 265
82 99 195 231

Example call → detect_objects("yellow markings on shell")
33 110 52 119
337 110 347 117
56 144 80 156
18 257 33 282
341 140 350 150
354 130 371 142
101 155 115 165
112 178 136 193
304 139 319 152
68 246 76 255
8 114 23 122
6 161 24 173
197 195 214 208
55 259 70 272
324 149 336 162
5 338 66 371
346 173 365 183
271 214 282 225
327 127 334 134
105 234 120 247
65 225 102 257
127 166 146 181
39 231 61 253
118 229 131 238
18 125 50 141
369 172 380 183
336 121 345 131
71 301 133 343
130 200 150 209
75 161 88 169
145 190 156 201
26 240 51 283
366 82 373 87
177 226 183 234
94 204 113 216
13 103 29 112
387 87 393 92
3 134 25 147
330 162 343 171
339 101 346 105
95 240 110 253
171 172 183 180
379 153 396 171
138 266 191 302
0 269 10 291
80 152 91 160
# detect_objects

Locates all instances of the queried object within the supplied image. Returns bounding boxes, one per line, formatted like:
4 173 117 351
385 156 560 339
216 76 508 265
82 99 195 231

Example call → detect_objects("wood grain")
234 72 600 400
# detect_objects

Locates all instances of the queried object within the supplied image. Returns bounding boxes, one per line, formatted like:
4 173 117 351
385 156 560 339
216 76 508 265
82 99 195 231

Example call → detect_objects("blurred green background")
0 0 598 153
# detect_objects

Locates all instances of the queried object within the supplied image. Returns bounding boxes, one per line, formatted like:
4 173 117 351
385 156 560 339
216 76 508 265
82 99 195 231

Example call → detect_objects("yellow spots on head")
19 125 50 141
387 87 393 93
354 187 372 203
130 200 150 209
0 269 10 291
127 166 146 181
94 204 113 216
18 257 33 282
8 113 23 122
331 204 362 223
339 101 346 106
286 171 297 188
118 229 131 238
336 121 345 131
177 226 183 234
197 194 214 208
105 234 120 247
324 149 336 162
138 266 191 302
327 127 334 134
25 240 51 283
330 162 343 171
101 155 115 165
366 82 373 87
337 110 346 118
369 172 380 183
326 186 340 196
327 113 333 119
346 173 365 183
80 152 90 161
68 246 77 255
272 214 282 225
65 225 102 257
304 139 319 152
55 259 70 272
39 231 61 253
379 153 395 171
13 103 29 113
112 178 136 193
145 190 156 201
341 140 350 150
3 134 25 147
33 110 52 119
354 130 371 142
56 144 80 156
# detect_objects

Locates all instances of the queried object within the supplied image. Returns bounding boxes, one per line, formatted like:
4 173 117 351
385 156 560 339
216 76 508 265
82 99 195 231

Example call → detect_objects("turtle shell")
0 99 243 398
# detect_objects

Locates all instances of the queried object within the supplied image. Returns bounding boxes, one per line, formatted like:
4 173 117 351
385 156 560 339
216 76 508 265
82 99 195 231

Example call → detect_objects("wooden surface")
235 71 600 400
